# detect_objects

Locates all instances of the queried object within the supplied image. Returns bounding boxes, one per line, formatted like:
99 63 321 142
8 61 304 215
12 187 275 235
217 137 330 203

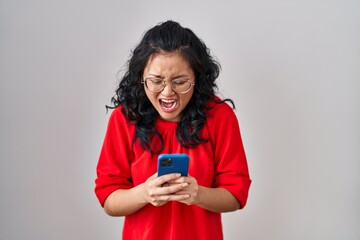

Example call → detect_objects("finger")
155 173 182 185
165 194 190 201
150 193 189 205
170 176 188 184
173 190 189 195
157 182 189 195
149 197 167 206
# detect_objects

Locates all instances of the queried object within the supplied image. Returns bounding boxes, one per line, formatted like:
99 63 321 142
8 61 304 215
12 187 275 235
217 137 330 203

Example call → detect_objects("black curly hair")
108 20 234 154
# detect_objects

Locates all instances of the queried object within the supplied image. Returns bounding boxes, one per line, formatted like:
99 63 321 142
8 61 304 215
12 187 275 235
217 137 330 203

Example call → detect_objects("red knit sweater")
95 99 251 240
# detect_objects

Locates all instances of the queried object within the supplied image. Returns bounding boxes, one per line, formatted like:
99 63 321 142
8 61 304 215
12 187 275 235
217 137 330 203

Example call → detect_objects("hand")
171 175 199 205
140 173 190 207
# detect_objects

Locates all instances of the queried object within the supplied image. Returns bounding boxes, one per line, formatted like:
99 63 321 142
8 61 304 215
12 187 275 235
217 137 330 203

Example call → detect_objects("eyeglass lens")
144 79 193 93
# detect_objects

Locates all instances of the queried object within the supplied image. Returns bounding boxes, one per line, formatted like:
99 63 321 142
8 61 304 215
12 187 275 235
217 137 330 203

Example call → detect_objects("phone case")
157 154 189 176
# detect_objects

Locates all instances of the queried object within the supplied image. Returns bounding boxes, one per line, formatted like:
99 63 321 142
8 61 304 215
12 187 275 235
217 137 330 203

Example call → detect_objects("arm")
103 173 190 216
173 102 251 211
210 102 251 209
103 185 147 217
173 176 240 213
197 186 240 212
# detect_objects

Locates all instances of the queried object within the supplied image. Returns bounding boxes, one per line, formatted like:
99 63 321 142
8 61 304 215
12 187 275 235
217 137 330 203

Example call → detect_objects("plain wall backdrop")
0 1 359 239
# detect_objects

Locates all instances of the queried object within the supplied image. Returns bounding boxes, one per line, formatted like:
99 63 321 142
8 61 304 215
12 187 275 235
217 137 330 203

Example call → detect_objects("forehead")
144 52 194 77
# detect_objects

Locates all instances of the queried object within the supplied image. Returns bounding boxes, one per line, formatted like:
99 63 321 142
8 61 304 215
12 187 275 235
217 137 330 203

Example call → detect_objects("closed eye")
148 78 163 85
172 79 189 85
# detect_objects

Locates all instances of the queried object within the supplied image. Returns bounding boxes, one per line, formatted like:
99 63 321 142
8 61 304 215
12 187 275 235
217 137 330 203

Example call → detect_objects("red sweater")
95 99 251 240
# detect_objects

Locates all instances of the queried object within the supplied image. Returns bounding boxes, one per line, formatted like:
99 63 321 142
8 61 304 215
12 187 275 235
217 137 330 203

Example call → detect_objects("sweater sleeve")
209 102 252 209
94 107 135 207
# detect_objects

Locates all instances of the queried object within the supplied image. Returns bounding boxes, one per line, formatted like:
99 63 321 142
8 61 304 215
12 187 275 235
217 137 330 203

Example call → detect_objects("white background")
0 1 359 239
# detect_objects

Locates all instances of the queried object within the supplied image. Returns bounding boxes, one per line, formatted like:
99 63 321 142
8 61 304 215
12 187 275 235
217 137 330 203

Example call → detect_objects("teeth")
160 99 176 109
161 99 175 103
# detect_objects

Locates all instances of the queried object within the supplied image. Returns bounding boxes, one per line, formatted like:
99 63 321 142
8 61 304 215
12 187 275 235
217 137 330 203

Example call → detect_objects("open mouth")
160 99 177 112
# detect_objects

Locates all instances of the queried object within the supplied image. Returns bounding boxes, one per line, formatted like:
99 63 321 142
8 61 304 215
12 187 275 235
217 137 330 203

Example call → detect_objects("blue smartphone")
157 154 189 176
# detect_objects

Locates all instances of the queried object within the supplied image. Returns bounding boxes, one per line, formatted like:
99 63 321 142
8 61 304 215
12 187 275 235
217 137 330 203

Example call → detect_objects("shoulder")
203 96 240 134
206 96 237 120
108 106 134 126
203 96 241 148
110 106 123 116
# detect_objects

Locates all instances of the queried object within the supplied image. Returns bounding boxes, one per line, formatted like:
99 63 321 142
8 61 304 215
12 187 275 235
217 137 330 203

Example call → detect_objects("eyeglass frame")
141 78 195 94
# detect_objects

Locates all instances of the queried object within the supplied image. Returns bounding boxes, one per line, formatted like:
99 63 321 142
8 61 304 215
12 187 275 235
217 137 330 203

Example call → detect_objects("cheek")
180 92 194 107
145 89 158 106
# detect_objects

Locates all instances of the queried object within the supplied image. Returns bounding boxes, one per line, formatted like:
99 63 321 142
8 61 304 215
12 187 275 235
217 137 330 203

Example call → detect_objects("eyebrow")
147 74 163 78
145 74 190 79
173 75 190 80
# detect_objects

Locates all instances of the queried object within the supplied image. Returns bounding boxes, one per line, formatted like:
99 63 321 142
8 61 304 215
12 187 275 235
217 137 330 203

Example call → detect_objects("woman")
95 20 251 240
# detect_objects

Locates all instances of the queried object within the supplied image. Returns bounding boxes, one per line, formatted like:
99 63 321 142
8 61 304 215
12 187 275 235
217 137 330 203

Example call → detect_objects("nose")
161 82 175 96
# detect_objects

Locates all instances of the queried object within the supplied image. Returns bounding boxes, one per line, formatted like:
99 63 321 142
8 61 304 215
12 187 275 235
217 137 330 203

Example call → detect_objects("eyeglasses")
142 78 195 94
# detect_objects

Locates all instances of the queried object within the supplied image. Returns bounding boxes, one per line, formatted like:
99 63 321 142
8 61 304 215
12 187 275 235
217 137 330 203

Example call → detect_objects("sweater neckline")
155 118 178 130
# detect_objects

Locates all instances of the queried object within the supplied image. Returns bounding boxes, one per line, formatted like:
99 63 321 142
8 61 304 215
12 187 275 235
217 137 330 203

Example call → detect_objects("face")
143 52 195 122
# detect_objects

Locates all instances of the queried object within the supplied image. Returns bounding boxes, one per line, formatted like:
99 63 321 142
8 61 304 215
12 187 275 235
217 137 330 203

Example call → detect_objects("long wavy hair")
108 20 234 154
